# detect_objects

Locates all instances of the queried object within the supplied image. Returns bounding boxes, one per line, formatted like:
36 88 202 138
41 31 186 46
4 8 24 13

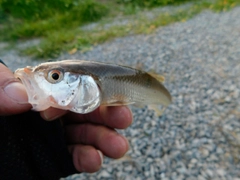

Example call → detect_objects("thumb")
0 62 31 115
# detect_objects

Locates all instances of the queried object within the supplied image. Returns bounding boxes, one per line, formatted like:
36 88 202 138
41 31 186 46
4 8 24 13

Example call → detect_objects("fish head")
14 62 101 113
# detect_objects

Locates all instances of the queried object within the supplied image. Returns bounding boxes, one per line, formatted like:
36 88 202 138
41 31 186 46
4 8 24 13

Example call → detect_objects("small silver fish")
14 60 171 114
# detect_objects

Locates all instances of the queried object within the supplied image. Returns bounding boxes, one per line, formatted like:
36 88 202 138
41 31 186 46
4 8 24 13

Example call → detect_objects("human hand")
41 106 132 173
0 61 31 115
0 60 132 173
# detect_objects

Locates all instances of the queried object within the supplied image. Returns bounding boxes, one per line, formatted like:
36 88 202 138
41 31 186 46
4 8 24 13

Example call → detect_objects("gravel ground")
1 6 240 180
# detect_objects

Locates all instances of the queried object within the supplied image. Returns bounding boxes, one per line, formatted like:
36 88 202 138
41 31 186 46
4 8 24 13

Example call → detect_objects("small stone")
124 165 132 172
200 148 209 158
97 170 111 178
190 158 198 164
216 147 224 154
198 175 206 180
205 169 214 178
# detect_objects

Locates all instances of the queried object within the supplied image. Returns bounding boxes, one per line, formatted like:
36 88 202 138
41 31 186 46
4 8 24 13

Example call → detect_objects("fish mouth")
14 67 50 111
14 67 37 105
15 67 34 90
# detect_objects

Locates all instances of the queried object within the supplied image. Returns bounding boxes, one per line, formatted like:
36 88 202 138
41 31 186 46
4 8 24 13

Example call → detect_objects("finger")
0 62 31 115
65 123 129 158
69 144 103 172
40 107 68 121
64 106 133 129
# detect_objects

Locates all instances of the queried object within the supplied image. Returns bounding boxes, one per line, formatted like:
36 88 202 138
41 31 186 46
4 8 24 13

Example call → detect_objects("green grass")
0 0 239 59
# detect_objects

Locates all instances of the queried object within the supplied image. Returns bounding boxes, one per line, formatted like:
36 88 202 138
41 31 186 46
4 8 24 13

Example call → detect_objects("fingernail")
4 82 28 104
119 135 129 152
41 109 67 121
119 106 133 125
97 150 104 166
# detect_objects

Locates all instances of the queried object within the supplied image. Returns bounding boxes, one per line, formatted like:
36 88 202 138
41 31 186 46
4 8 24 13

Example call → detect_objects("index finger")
63 106 133 129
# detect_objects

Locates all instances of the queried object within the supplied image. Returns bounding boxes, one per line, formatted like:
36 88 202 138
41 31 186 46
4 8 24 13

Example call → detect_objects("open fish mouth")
14 67 45 109
15 67 34 93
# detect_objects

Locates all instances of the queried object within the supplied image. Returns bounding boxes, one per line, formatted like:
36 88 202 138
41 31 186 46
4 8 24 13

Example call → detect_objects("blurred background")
0 0 237 59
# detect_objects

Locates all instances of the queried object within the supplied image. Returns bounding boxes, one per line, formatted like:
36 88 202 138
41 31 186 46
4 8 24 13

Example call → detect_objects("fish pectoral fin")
49 95 57 104
148 104 167 117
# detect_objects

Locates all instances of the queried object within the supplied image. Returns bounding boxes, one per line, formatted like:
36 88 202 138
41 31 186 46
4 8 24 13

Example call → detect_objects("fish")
14 60 172 114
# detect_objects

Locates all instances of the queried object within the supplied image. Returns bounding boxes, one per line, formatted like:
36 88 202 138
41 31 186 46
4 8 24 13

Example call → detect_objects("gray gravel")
1 6 240 180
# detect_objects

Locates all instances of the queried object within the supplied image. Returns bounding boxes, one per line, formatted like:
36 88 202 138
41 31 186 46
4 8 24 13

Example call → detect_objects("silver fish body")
14 60 171 114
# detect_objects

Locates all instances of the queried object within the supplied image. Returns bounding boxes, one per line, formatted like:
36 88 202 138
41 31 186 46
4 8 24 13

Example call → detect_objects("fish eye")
51 72 59 80
47 69 64 83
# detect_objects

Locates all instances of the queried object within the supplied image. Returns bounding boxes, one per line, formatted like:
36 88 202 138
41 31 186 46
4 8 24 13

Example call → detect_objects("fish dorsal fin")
148 72 165 83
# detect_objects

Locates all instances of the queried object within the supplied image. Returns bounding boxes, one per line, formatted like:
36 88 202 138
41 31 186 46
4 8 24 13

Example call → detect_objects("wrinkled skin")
0 63 132 173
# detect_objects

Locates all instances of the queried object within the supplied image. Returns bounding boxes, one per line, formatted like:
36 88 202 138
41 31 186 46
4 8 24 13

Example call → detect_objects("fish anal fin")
148 104 167 116
132 103 145 109
102 101 134 106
